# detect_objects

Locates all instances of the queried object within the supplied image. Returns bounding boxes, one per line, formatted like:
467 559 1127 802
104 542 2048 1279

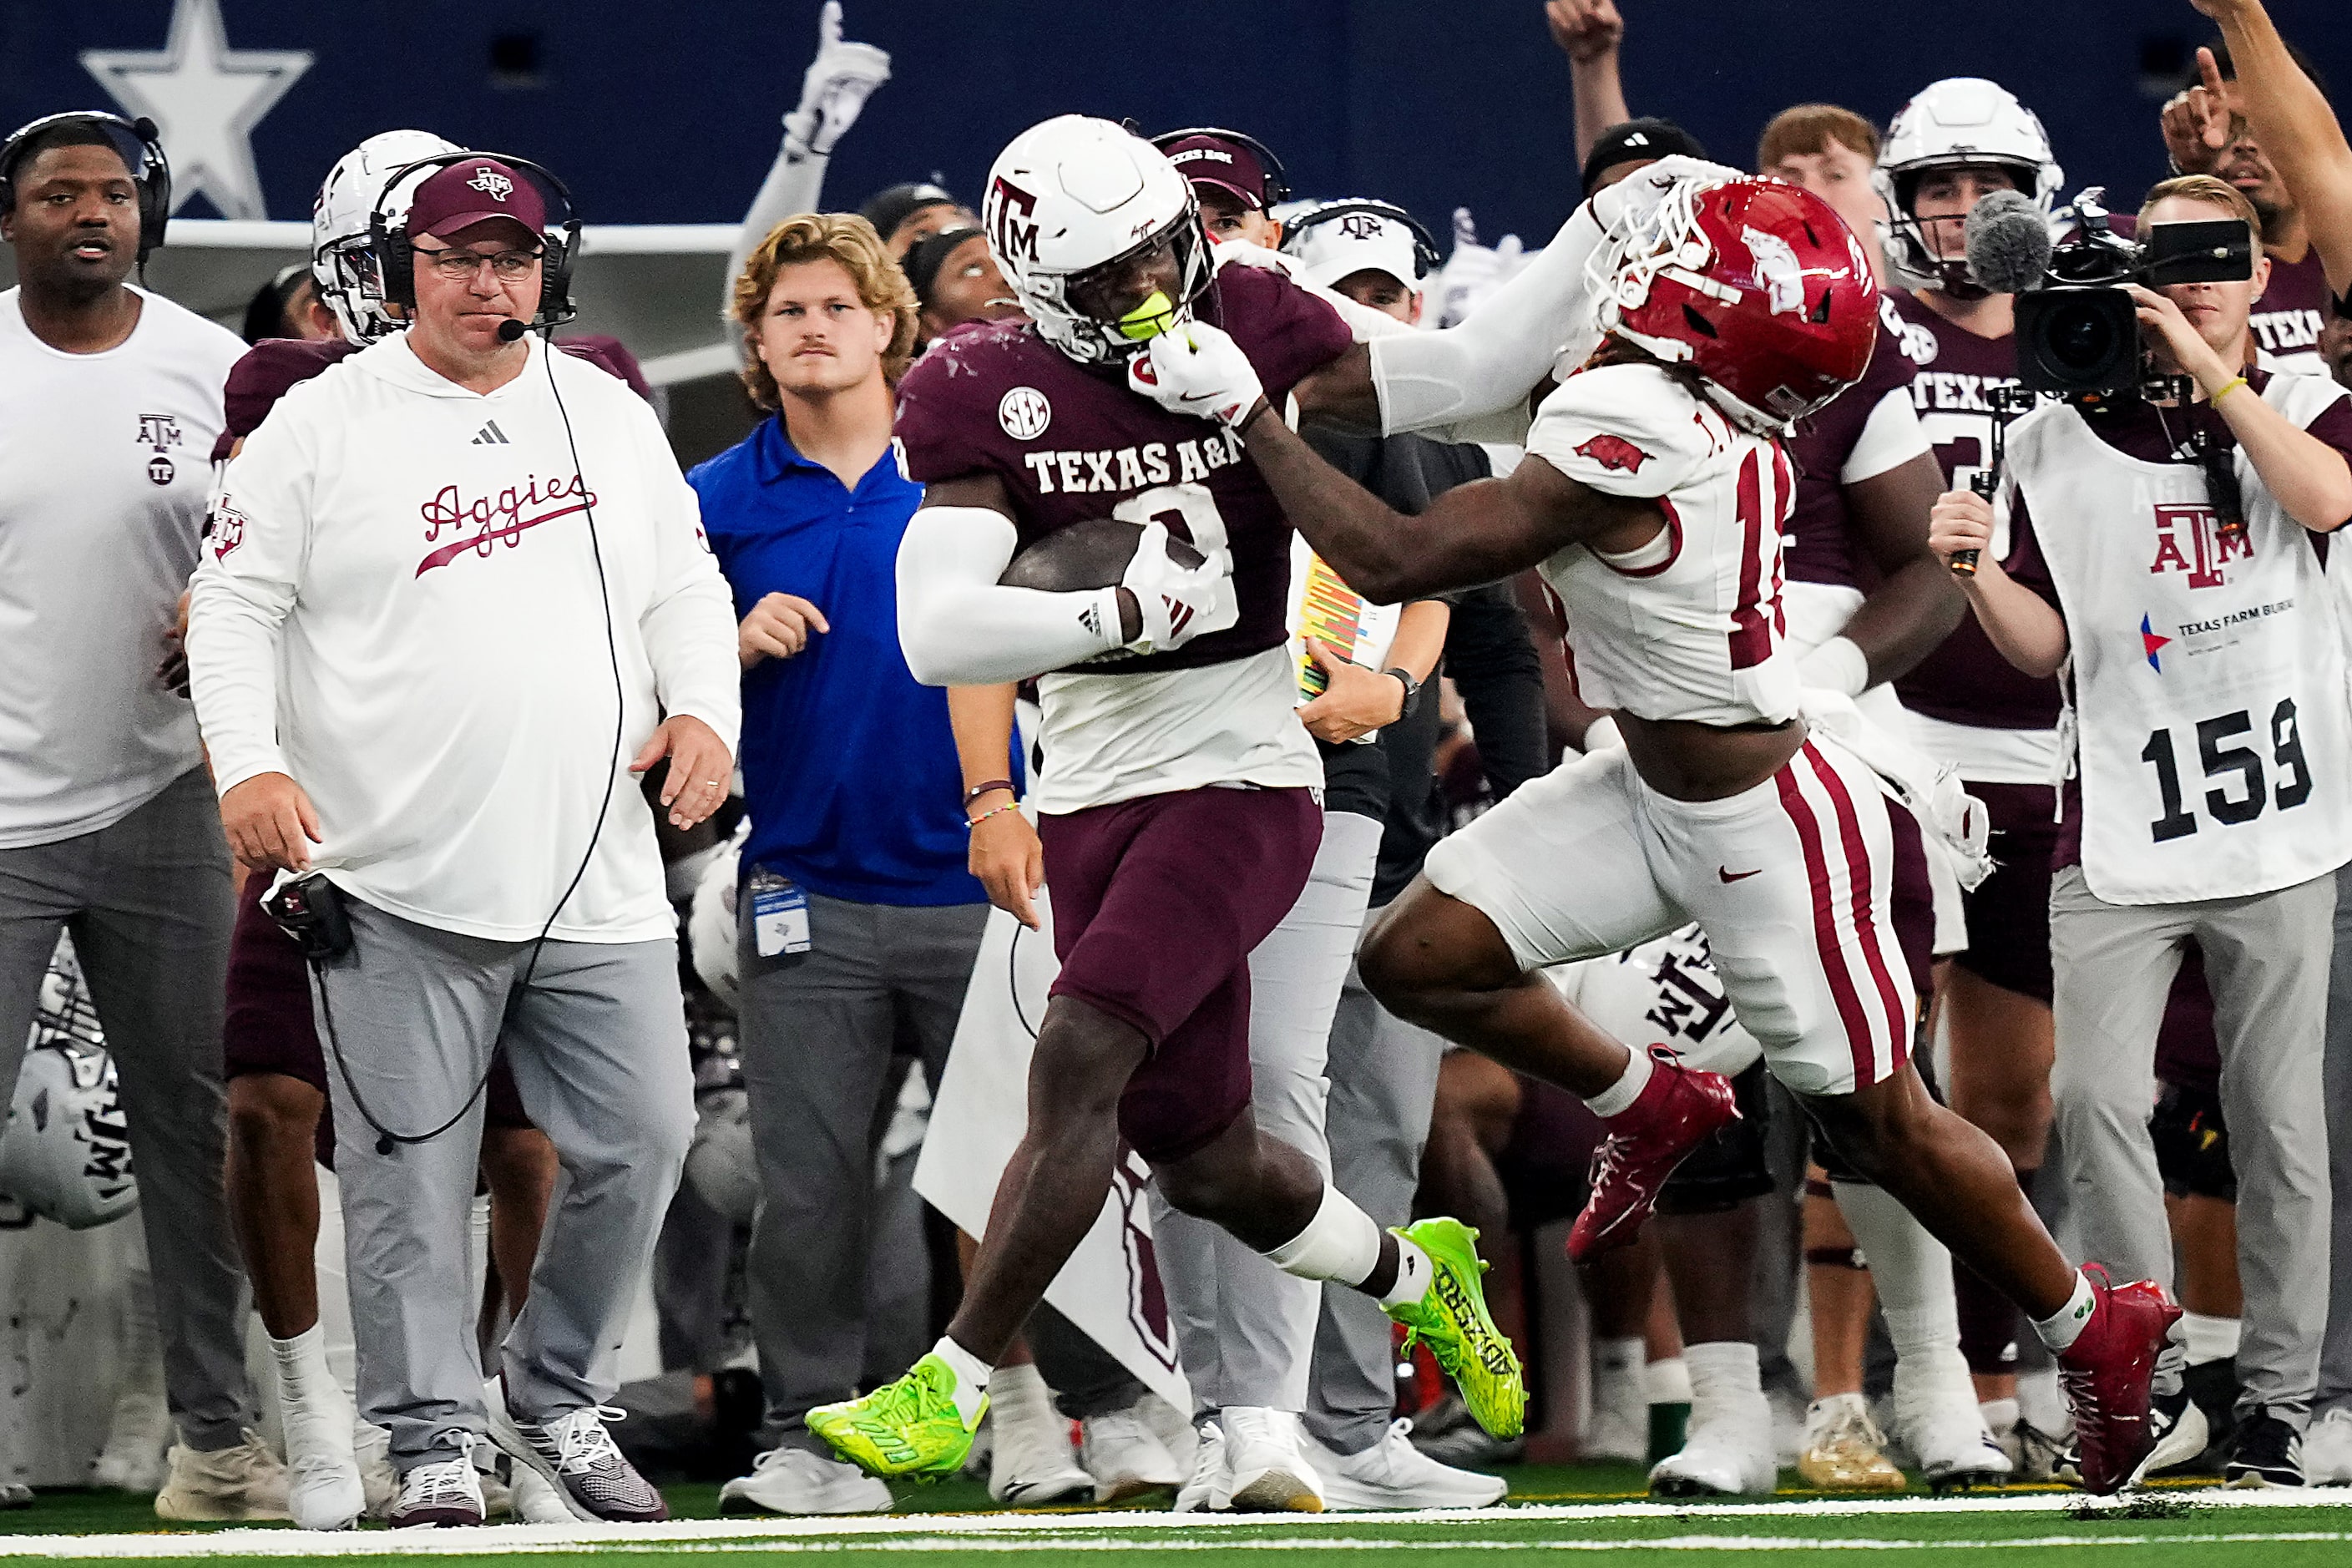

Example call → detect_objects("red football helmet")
1590 176 1878 432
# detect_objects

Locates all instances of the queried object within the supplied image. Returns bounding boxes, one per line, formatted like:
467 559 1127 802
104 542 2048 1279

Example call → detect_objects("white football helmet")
1874 78 2063 295
0 936 136 1231
981 114 1213 365
311 129 464 343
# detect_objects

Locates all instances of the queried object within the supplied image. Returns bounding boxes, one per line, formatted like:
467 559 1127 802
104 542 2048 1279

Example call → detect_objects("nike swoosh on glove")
1130 321 1266 430
1120 520 1239 654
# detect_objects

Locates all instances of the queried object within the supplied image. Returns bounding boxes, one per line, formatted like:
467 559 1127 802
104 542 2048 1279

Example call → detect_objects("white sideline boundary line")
2 1490 2348 1558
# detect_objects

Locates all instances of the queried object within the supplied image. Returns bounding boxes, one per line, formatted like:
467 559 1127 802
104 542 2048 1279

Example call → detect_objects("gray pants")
2050 862 2336 1424
1153 811 1383 1419
0 769 254 1450
1302 898 1446 1456
736 890 988 1449
319 896 695 1464
2319 858 2352 1414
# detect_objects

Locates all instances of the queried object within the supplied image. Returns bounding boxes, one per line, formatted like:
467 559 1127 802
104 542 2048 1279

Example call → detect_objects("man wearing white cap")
1282 200 1440 325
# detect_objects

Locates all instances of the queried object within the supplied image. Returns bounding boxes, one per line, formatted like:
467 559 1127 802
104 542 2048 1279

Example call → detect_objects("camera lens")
2046 300 2117 372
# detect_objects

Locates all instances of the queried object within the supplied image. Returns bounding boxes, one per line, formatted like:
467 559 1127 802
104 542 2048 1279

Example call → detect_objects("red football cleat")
2055 1264 2183 1495
1565 1046 1739 1264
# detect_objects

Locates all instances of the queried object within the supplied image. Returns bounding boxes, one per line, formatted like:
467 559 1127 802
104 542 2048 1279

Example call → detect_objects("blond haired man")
693 215 1000 1515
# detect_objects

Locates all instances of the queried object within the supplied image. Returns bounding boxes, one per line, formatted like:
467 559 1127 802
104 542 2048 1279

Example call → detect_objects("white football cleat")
1649 1389 1776 1496
1173 1419 1226 1514
1308 1419 1505 1510
2304 1407 2352 1486
1079 1403 1184 1502
718 1447 890 1515
986 1363 1092 1505
1221 1407 1323 1513
1897 1388 2013 1492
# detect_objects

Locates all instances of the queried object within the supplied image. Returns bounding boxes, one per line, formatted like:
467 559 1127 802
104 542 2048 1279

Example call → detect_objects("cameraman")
1929 175 2352 1488
187 157 741 1525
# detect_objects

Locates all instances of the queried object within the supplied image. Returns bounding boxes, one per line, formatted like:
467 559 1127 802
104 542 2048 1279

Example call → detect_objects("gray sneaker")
484 1378 668 1523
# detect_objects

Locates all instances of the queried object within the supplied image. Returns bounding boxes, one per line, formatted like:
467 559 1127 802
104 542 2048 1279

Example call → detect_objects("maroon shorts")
1039 786 1322 1162
224 883 534 1166
1954 782 2059 1004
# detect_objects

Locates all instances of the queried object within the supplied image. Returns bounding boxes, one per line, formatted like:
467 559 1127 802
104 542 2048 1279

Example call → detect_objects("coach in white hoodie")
186 158 740 1527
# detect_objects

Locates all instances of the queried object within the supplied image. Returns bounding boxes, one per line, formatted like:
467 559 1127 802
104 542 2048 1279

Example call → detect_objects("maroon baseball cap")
1159 134 1272 210
407 158 548 243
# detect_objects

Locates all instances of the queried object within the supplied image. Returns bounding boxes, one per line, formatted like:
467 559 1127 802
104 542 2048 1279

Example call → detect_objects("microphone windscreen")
1963 190 2053 297
498 318 527 342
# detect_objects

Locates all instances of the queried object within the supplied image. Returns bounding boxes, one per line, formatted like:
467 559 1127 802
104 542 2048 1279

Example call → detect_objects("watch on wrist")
1382 667 1424 716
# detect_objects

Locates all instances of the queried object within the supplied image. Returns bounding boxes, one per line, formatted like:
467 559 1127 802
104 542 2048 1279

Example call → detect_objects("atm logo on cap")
467 166 514 202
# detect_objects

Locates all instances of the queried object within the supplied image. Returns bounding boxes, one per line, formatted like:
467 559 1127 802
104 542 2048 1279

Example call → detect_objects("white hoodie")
187 331 740 943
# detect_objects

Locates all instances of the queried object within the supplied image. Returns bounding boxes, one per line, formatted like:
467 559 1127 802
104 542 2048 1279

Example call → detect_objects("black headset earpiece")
0 111 171 265
1148 125 1292 209
1282 200 1442 281
368 150 583 333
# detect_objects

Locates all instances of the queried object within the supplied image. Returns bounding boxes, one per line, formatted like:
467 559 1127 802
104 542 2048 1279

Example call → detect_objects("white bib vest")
2010 382 2352 904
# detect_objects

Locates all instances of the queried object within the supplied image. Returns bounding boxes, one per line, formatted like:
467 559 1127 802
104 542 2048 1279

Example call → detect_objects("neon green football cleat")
1387 1216 1526 1440
807 1352 985 1481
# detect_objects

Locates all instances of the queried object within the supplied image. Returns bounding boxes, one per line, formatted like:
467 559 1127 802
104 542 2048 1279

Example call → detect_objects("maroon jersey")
212 338 358 461
1883 289 2063 736
2250 246 2332 370
893 263 1353 673
1783 296 1921 589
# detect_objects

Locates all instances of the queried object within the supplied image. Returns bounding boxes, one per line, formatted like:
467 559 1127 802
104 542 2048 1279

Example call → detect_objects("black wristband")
1235 397 1278 438
1382 667 1424 716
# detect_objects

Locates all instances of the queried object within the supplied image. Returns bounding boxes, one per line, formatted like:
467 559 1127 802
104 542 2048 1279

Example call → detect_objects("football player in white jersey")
1930 172 2352 1490
1138 170 2180 1496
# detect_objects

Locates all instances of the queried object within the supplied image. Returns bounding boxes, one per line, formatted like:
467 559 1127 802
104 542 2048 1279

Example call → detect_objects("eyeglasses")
412 245 543 281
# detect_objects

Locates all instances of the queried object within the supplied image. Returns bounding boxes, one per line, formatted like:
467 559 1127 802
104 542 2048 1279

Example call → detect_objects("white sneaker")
1138 1392 1198 1475
1080 1404 1184 1502
1796 1394 1904 1491
484 1379 668 1523
92 1386 173 1493
1308 1419 1505 1510
718 1446 891 1515
1221 1407 1323 1514
987 1363 1093 1505
1173 1419 1226 1514
355 1423 398 1520
387 1446 484 1529
154 1429 292 1522
2304 1407 2352 1486
1650 1390 1776 1496
1896 1385 2013 1492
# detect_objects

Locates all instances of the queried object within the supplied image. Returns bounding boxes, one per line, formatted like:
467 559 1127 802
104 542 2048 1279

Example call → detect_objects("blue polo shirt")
690 415 1000 907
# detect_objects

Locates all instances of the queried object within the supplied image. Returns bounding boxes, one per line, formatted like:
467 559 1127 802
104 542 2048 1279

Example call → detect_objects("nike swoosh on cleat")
1718 867 1762 883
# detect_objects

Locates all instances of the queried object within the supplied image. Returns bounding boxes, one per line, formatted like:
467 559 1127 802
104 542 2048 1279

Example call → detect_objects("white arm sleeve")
1369 203 1606 435
895 505 1125 685
186 424 308 797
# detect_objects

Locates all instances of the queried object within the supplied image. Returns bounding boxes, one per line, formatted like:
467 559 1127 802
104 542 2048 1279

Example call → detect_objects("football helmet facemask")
1590 175 1879 434
982 114 1214 366
1874 78 2063 296
312 129 464 343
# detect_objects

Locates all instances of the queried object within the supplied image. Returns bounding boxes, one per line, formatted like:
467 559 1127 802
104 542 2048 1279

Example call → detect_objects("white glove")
784 2 893 158
1130 321 1267 430
1120 521 1238 655
1587 153 1748 234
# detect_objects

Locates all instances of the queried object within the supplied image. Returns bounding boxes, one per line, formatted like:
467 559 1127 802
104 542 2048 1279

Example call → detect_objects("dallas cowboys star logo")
80 0 311 220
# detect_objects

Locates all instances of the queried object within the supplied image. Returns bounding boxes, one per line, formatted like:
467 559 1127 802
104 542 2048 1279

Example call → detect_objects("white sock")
986 1361 1060 1444
2181 1312 2241 1367
1980 1397 2020 1439
1833 1183 1971 1401
1585 1045 1654 1120
932 1337 994 1428
2030 1271 2097 1353
1262 1183 1385 1287
1646 1355 1692 1406
1683 1342 1763 1411
269 1323 337 1409
1376 1235 1434 1309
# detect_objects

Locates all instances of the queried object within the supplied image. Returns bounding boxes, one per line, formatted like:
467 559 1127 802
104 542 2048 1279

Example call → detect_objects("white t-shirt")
0 287 242 847
1530 362 1801 726
187 332 741 942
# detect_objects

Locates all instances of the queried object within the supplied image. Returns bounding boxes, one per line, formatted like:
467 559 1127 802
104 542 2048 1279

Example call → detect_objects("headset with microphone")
0 111 172 271
368 150 582 340
1281 199 1442 281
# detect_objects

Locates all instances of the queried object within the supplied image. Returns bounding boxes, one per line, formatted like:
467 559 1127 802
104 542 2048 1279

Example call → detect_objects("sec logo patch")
998 386 1052 441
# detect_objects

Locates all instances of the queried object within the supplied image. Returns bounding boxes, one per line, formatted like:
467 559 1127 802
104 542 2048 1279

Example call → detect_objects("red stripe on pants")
1773 752 1875 1090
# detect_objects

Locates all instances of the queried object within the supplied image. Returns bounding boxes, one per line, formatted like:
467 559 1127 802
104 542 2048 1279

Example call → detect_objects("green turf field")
3 1465 2349 1565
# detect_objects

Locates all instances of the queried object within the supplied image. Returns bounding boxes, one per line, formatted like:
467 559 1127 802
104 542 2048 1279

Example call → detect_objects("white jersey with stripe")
1529 362 1800 726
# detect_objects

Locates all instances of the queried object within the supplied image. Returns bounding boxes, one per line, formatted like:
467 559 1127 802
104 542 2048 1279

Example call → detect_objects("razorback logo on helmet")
210 501 249 560
1742 226 1807 316
987 176 1040 266
1574 434 1651 473
466 165 514 202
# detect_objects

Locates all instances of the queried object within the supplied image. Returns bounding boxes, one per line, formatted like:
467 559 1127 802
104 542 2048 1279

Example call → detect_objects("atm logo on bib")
2148 503 2251 590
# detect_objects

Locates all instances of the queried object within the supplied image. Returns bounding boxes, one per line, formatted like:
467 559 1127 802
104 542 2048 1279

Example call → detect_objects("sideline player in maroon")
1144 168 2179 1495
804 116 1524 1481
